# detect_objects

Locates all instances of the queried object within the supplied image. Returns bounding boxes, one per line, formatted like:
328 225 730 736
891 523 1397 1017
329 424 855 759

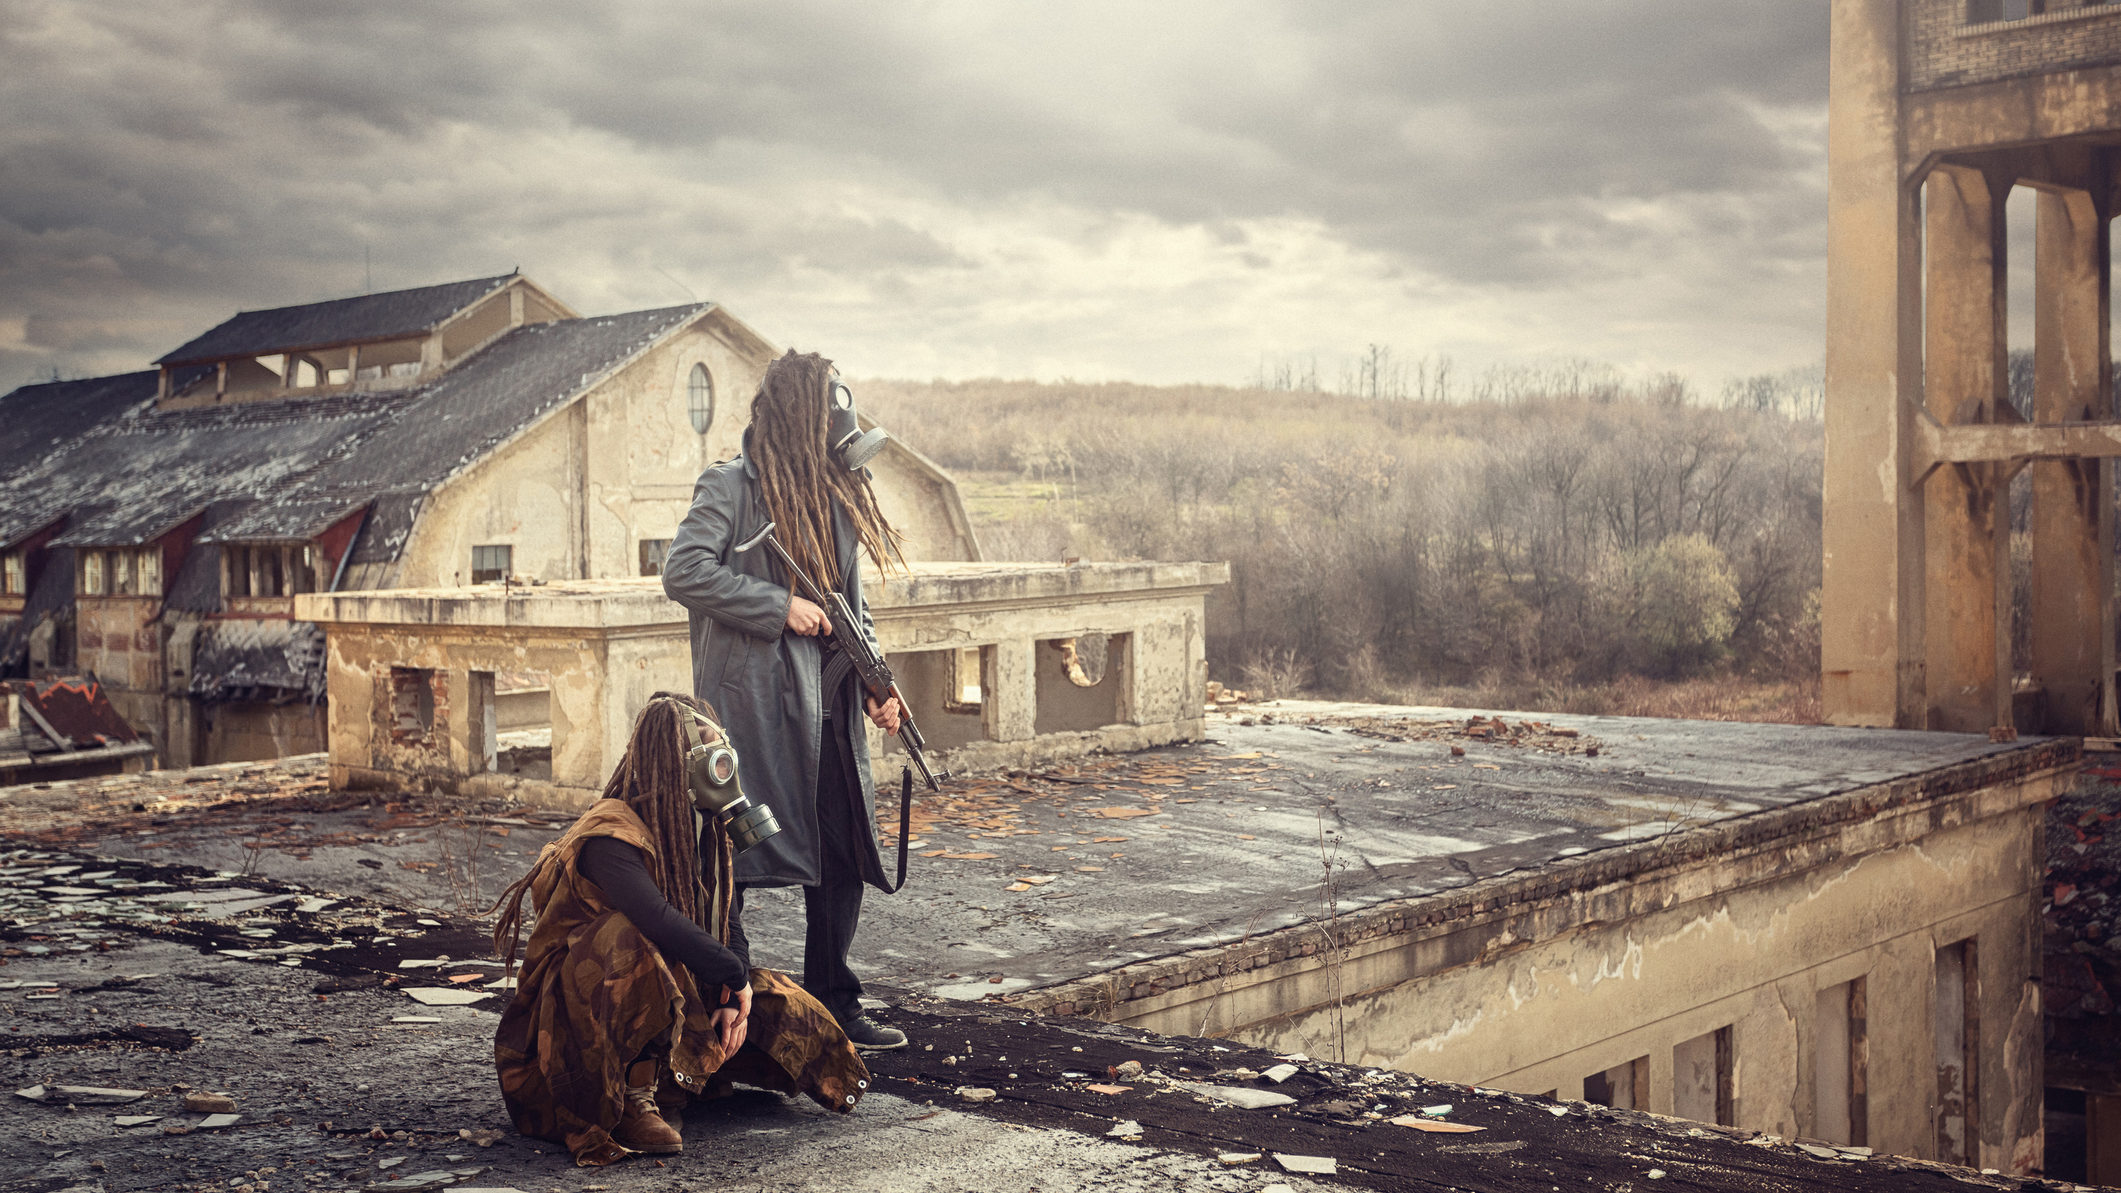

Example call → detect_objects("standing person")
661 349 909 1051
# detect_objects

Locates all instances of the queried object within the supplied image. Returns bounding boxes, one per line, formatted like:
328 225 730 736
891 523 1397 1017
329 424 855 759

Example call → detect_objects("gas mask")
673 704 779 854
825 376 889 471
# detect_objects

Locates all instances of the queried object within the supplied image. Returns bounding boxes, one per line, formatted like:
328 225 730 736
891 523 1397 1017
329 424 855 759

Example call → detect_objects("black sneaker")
841 1015 908 1051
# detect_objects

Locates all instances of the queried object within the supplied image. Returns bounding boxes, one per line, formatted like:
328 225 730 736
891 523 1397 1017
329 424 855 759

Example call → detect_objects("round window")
687 364 714 434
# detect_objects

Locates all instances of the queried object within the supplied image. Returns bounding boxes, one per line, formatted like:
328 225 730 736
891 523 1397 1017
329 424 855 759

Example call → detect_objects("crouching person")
489 694 869 1167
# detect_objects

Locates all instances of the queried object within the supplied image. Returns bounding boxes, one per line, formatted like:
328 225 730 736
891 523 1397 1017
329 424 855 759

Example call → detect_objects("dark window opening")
472 544 512 584
390 667 436 741
639 539 671 577
1584 1056 1649 1111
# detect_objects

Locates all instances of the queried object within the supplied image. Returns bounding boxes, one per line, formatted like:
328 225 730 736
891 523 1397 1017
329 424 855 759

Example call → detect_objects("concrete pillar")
1822 0 1926 727
2030 186 2116 735
987 638 1036 743
1923 165 2015 733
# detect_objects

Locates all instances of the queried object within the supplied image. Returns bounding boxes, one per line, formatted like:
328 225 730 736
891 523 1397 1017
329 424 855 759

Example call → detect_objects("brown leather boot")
615 1064 682 1155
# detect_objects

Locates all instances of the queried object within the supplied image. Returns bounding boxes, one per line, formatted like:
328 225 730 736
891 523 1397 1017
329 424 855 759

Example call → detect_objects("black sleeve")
726 897 752 976
578 837 746 996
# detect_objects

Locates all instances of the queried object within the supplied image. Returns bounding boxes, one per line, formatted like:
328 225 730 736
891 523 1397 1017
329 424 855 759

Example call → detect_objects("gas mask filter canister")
675 705 780 854
825 378 890 471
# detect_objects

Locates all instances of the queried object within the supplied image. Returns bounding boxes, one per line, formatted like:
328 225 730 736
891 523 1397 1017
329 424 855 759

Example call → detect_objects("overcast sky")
0 0 1831 396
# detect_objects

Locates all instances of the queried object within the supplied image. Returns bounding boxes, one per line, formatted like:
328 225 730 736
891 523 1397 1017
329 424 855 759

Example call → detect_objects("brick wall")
1908 0 2121 91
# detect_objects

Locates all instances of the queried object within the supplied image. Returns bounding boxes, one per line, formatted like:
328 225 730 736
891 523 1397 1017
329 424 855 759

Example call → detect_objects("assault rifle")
738 517 954 883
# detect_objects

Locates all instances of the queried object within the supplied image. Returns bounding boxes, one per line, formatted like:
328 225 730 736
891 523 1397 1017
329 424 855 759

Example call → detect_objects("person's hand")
865 694 903 733
715 982 752 1054
785 595 833 637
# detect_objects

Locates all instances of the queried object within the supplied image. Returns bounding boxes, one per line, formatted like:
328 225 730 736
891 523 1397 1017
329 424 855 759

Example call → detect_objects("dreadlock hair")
749 349 905 592
490 693 734 973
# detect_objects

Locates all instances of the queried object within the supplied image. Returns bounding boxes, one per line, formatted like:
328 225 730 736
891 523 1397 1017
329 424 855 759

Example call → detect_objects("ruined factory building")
0 271 991 771
1824 0 2121 741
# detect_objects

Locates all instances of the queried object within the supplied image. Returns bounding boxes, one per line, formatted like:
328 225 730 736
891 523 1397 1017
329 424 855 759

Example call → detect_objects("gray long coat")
661 448 887 890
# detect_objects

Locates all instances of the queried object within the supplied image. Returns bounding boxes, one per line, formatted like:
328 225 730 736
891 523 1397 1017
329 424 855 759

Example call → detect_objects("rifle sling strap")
879 766 912 894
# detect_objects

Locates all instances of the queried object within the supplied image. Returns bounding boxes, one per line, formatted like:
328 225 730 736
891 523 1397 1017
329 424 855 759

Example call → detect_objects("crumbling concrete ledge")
1005 733 2074 1167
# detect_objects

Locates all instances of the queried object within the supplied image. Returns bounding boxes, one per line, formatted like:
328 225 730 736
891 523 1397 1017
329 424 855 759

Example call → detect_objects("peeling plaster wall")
393 405 583 586
393 309 974 592
583 318 759 581
1023 765 2059 1172
322 623 645 806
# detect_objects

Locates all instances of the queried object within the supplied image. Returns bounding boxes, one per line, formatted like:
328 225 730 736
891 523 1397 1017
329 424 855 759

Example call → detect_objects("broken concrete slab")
1177 1082 1296 1110
403 987 492 1006
15 1084 149 1104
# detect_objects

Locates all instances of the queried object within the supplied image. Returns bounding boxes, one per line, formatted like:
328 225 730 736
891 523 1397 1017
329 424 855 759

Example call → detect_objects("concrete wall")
1016 749 2069 1172
200 700 325 764
75 596 165 749
1909 0 2121 91
301 564 1225 806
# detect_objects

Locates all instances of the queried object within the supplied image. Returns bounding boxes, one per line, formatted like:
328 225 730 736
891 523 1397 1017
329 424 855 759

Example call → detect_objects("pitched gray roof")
0 303 711 580
154 274 517 366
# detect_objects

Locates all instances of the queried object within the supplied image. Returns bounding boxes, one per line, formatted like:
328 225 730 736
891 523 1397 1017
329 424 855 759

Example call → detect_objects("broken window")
390 667 436 741
945 646 984 712
1584 1056 1649 1111
1674 1026 1734 1126
688 364 715 434
472 544 512 584
1815 977 1869 1146
638 539 671 577
1936 939 1979 1165
3 552 22 596
80 551 105 596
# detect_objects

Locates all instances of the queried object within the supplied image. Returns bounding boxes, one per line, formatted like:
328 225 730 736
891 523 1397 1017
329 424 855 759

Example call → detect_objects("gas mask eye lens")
709 748 736 785
830 381 853 410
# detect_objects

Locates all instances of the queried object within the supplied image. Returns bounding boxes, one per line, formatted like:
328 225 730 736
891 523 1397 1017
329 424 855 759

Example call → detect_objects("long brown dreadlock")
489 693 734 974
749 350 904 592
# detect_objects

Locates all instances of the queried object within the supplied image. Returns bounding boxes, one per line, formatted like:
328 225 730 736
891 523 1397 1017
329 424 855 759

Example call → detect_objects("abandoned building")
294 561 1224 805
1822 0 2121 739
0 272 979 769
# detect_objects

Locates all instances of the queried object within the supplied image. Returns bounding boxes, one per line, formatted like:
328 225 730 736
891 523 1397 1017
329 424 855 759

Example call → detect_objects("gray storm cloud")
0 0 1829 393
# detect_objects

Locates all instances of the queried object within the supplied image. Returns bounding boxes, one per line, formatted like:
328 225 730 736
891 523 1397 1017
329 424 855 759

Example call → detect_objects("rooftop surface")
0 702 2070 1006
0 836 2078 1193
154 274 517 365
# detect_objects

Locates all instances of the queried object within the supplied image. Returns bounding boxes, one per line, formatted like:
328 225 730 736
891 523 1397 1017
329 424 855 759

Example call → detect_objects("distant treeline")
862 373 1823 708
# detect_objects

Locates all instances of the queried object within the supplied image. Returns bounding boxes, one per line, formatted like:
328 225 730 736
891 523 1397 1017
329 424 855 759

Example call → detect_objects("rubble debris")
1105 1120 1144 1140
1216 1152 1261 1165
195 1112 240 1129
1260 1063 1298 1084
113 1115 162 1127
1297 711 1605 757
15 1084 150 1105
403 987 492 1006
1390 1115 1484 1133
181 1091 237 1113
1178 1082 1295 1110
1273 1153 1337 1174
956 1087 997 1103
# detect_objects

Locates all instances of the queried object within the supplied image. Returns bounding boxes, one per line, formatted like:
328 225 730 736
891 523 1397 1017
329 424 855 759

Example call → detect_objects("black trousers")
736 710 867 1025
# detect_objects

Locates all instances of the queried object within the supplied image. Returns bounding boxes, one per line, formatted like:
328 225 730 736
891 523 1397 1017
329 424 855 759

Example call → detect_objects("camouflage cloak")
493 799 869 1161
